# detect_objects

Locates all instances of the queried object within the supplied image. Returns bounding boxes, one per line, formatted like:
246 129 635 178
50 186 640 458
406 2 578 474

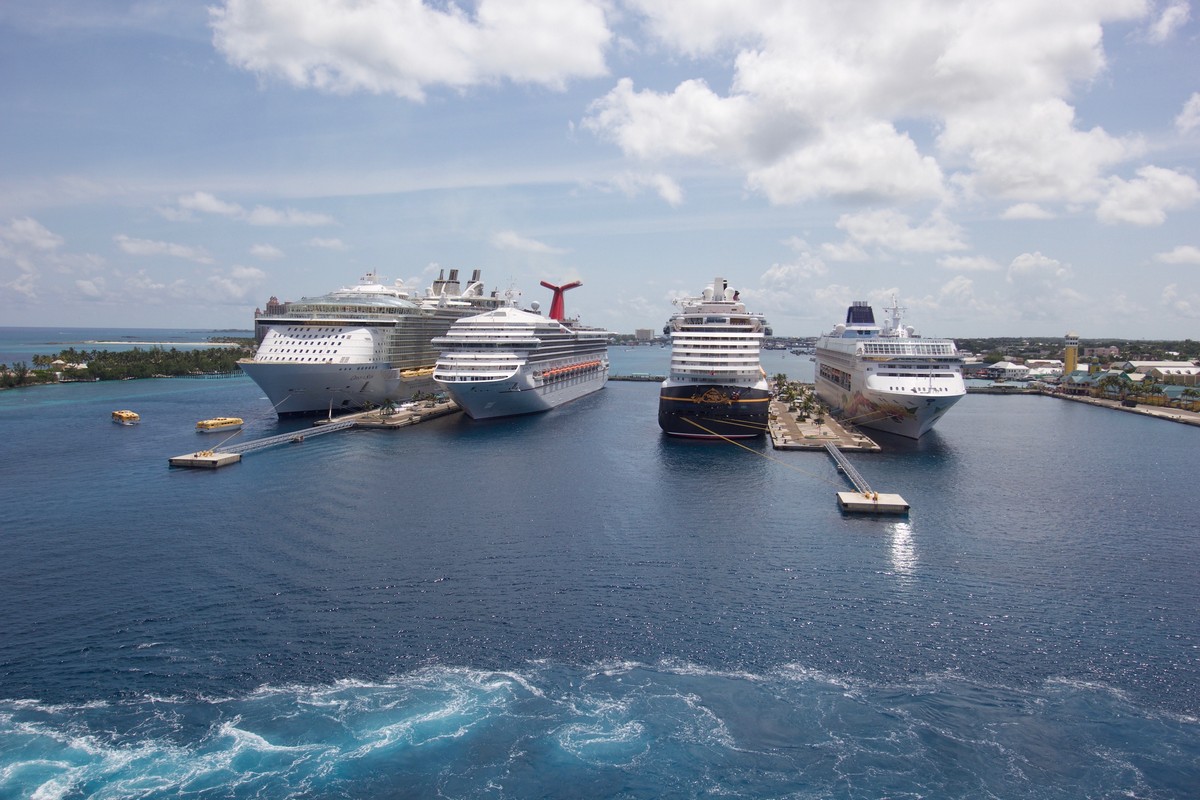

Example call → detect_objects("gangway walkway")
824 442 873 494
822 442 908 514
222 419 356 455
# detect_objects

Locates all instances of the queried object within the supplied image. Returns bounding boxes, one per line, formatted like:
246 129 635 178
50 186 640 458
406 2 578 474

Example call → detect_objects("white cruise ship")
239 269 503 416
658 277 772 438
432 281 610 419
814 298 965 439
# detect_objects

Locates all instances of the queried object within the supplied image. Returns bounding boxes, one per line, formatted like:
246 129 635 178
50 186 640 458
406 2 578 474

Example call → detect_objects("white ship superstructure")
239 269 502 416
814 298 965 439
658 277 772 438
432 281 609 419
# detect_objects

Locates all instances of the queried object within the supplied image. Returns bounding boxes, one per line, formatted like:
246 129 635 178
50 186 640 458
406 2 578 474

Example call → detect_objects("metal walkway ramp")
221 419 357 455
824 442 874 495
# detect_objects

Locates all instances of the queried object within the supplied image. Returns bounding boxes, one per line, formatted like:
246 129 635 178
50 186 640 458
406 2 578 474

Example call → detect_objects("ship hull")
440 362 609 420
814 377 963 439
238 360 436 416
658 384 771 438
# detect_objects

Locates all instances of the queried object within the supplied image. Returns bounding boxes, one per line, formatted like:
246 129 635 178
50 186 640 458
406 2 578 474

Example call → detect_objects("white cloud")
939 255 1002 272
210 0 611 101
820 240 868 263
491 230 568 255
1008 251 1071 282
1001 203 1055 220
1176 93 1200 134
245 205 335 226
1162 283 1200 318
75 277 105 298
1155 245 1200 265
231 265 266 281
2 217 64 251
163 192 336 227
761 247 828 284
179 191 244 217
207 265 266 302
586 1 1149 212
939 99 1134 204
747 121 945 204
609 171 685 206
584 78 753 161
250 243 284 260
306 237 348 250
114 234 213 263
1146 0 1190 42
1096 166 1200 226
836 209 968 253
1 218 106 301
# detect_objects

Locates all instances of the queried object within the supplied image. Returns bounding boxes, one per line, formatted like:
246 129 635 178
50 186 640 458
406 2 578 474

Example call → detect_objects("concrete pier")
768 400 880 451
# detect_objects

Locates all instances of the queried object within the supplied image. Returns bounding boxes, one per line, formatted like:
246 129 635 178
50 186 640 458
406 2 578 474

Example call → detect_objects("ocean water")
1 330 1197 799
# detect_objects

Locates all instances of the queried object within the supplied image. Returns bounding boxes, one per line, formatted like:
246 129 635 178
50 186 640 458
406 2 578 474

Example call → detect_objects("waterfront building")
1118 361 1200 385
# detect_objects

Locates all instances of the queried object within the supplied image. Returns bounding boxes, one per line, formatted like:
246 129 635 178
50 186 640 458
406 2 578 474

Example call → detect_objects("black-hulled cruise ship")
658 277 772 438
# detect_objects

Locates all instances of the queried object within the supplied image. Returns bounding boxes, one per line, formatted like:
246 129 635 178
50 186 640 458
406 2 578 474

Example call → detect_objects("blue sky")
1 0 1198 338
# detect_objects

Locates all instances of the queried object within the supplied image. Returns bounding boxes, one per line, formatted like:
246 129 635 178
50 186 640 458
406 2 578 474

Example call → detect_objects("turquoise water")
0 330 1196 798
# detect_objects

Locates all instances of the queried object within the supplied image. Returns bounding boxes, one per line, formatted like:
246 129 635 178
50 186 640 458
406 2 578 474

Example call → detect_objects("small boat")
196 416 243 433
112 410 140 425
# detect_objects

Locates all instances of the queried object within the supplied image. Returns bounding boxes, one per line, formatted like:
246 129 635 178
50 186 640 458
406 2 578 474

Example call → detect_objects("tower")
1064 331 1079 375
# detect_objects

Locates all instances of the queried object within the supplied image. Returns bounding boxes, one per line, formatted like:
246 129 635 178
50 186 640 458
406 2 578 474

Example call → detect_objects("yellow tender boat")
112 410 140 425
196 416 243 432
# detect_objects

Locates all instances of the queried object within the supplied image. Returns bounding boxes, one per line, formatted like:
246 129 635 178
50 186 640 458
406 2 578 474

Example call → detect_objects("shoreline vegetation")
1 337 256 389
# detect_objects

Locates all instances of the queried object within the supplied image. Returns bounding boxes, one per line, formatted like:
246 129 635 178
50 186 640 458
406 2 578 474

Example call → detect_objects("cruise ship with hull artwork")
238 269 503 416
432 281 610 419
814 298 966 439
658 277 772 438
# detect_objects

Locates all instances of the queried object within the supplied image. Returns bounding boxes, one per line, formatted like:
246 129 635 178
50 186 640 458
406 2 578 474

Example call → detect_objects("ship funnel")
539 280 582 321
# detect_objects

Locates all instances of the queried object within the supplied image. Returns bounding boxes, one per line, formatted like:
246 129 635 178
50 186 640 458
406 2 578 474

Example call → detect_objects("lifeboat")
196 416 244 432
111 410 140 425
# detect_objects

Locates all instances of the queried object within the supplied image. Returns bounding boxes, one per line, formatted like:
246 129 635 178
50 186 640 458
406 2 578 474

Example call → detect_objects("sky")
1 0 1198 339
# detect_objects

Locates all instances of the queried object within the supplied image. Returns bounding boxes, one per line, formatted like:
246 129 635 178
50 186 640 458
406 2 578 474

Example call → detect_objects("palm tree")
1095 374 1123 400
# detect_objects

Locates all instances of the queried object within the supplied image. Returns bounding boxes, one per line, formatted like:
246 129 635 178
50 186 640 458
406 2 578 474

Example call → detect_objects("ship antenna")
539 280 582 321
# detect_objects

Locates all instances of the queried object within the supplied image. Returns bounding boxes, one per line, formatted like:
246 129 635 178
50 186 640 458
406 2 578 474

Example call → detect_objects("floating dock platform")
824 442 909 515
836 491 910 514
168 451 241 469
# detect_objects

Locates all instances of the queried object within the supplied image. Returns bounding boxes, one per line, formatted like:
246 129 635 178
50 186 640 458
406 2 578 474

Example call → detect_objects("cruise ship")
239 269 503 416
658 277 772 438
432 281 610 419
814 298 965 439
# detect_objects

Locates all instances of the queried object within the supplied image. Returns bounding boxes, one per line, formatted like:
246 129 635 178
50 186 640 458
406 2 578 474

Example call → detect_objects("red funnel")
539 280 581 321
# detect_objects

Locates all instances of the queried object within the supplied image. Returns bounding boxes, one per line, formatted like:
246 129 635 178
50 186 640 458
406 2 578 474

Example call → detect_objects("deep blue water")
1 330 1197 798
